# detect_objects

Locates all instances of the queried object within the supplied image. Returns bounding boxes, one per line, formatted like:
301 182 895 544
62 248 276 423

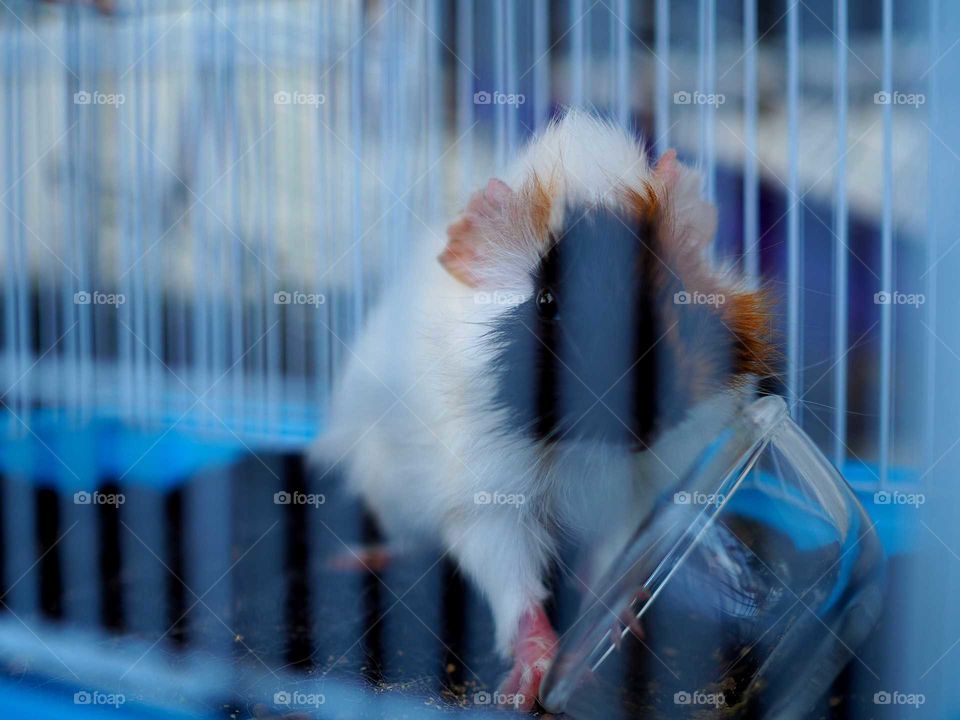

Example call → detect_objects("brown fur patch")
523 173 555 240
723 287 776 381
622 182 662 225
619 180 775 390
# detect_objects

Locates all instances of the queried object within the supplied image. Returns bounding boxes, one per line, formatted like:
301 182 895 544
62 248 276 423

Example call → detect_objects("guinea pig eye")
535 287 558 319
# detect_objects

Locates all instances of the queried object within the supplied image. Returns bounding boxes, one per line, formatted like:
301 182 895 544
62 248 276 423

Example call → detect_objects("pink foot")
497 605 559 712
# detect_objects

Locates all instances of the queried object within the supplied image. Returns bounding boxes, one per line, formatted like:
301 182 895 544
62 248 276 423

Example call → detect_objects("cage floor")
0 444 906 718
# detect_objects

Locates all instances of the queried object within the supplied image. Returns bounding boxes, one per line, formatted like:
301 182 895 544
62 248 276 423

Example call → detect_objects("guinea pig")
313 109 771 711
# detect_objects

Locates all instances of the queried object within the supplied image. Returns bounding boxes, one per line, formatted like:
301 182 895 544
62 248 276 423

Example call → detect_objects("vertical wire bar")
210 0 225 429
350 1 364 333
264 0 280 435
786 0 800 419
78 8 93 421
228 0 244 428
198 3 213 432
428 0 442 216
457 0 474 189
613 0 629 127
533 0 548 128
35 5 55 417
654 0 670 153
330 0 345 388
3 2 16 428
395 6 409 272
94 11 108 417
504 1 517 158
388 5 402 277
832 0 849 469
120 7 134 423
879 0 894 486
134 0 147 424
175 17 188 418
570 0 585 107
315 0 328 419
63 7 77 419
292 2 308 423
743 0 758 281
582 0 591 106
494 0 507 170
924 0 939 471
142 3 151 421
145 2 162 427
698 0 716 203
13 9 28 424
60 4 97 623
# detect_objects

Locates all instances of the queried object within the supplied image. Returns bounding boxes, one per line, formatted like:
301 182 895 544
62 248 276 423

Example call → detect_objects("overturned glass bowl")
540 395 885 719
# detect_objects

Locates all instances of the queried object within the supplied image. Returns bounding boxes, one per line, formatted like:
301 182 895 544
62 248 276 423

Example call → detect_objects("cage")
0 0 956 718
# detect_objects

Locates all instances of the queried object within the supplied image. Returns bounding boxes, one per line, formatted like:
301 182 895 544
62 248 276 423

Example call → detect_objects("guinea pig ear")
653 149 717 251
439 178 513 287
653 148 681 188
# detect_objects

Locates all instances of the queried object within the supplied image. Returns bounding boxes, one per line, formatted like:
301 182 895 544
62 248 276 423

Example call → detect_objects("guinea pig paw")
496 615 559 711
497 655 552 712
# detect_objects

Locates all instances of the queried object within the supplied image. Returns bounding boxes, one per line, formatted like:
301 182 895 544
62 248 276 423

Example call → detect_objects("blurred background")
0 0 956 717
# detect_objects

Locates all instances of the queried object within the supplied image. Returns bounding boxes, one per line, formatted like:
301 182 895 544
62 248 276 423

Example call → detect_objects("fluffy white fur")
313 109 745 656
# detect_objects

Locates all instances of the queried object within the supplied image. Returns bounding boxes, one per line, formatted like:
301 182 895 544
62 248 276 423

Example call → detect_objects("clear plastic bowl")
540 395 885 719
